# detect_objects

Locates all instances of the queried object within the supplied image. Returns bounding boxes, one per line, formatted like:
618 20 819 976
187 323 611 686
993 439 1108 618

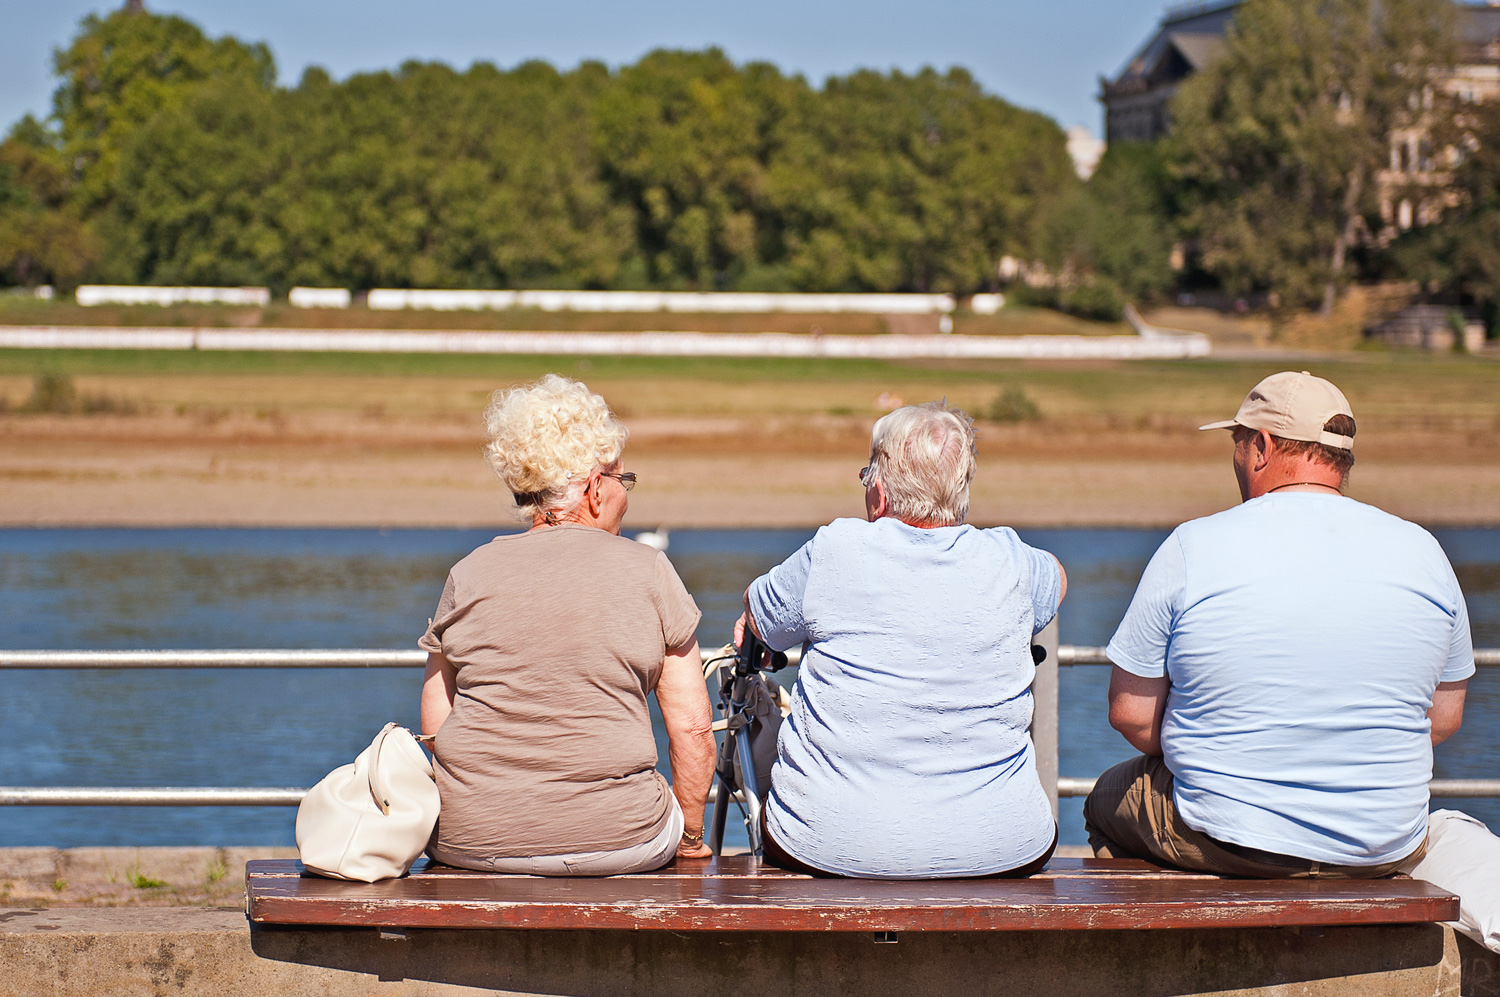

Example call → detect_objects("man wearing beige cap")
1084 371 1475 879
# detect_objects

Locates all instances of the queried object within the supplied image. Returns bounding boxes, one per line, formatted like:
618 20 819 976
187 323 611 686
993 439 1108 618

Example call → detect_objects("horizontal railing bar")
1058 777 1096 798
0 788 307 806
4 647 1497 669
5 779 1498 806
1056 646 1110 666
0 650 428 669
1057 777 1500 798
1057 647 1500 667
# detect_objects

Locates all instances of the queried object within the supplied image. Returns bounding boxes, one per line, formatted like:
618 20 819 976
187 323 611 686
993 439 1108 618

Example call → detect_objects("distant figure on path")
738 401 1067 878
419 374 716 874
1086 370 1474 877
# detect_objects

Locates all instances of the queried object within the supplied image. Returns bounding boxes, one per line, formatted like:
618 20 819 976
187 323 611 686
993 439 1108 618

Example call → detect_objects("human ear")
867 478 889 521
1254 430 1273 471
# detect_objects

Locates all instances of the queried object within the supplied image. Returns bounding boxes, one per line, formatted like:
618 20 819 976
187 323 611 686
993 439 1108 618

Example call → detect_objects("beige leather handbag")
295 723 440 882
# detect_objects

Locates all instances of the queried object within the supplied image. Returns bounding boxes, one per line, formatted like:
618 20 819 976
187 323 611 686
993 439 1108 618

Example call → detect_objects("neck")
1263 480 1342 496
531 510 591 530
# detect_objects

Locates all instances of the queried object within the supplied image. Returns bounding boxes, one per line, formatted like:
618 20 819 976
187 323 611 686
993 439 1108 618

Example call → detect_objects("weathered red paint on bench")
244 856 1458 933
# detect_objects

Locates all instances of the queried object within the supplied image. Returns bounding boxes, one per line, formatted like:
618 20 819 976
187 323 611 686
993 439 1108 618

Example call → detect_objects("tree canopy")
1388 98 1500 328
0 7 1077 295
1168 0 1454 313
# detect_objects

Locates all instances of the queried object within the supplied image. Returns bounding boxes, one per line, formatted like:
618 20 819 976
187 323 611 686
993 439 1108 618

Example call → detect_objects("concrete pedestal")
1 907 1498 996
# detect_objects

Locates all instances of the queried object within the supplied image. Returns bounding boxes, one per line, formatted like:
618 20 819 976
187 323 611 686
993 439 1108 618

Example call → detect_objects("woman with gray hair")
738 400 1067 878
419 374 716 874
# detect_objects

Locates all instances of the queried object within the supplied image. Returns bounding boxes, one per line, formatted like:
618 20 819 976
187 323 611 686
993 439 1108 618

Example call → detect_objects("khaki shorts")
1083 754 1423 879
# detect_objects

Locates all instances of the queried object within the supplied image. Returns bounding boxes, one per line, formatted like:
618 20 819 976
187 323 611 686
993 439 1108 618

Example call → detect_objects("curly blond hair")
484 374 628 519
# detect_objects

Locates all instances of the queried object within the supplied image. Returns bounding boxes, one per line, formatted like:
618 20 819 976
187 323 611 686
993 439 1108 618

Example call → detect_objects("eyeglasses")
858 465 874 485
600 471 637 492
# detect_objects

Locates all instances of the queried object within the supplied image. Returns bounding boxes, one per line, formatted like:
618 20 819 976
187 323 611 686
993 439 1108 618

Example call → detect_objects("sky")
0 0 1174 140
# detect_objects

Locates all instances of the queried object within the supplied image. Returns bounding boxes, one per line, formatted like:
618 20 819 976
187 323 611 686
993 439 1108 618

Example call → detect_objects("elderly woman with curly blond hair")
419 374 715 874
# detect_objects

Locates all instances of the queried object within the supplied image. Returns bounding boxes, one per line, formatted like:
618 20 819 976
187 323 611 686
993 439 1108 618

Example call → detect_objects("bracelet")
681 828 705 845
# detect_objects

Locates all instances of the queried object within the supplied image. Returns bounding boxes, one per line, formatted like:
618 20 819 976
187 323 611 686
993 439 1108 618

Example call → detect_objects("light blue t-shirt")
1107 494 1475 866
748 517 1062 878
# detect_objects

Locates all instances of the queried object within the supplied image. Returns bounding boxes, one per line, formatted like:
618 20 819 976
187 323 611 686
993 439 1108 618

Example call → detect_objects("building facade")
1101 1 1500 145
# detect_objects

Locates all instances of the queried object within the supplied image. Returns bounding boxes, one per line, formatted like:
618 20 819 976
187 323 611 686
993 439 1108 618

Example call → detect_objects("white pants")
430 798 684 877
1398 809 1500 954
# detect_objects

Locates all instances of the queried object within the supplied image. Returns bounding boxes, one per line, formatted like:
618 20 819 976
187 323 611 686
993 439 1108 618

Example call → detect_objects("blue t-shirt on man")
748 516 1061 878
1107 493 1475 866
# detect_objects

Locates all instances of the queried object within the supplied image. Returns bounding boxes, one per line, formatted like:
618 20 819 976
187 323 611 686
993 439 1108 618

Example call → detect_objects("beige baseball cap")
1199 371 1355 450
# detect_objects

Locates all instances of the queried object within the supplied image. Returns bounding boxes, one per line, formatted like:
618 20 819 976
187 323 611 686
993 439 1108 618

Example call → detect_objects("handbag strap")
366 722 399 816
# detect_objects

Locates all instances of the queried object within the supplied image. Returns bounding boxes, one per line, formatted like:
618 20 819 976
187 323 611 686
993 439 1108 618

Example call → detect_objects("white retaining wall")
0 326 1211 359
288 287 352 309
75 285 271 307
366 289 960 314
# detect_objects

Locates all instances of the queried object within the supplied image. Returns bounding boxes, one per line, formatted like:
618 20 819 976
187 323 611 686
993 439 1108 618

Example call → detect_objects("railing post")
1034 616 1060 819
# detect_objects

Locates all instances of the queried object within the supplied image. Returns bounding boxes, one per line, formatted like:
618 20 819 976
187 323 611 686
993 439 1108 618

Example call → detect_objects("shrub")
1007 276 1125 323
986 385 1041 423
16 372 137 414
1058 277 1125 322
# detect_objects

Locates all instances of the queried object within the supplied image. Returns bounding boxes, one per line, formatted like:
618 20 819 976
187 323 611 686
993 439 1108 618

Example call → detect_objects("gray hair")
865 401 977 527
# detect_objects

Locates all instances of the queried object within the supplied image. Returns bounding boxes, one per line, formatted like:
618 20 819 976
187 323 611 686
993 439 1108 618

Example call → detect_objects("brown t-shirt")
419 524 701 857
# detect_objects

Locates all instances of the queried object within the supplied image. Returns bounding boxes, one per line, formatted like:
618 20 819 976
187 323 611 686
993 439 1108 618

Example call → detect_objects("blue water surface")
0 526 1495 848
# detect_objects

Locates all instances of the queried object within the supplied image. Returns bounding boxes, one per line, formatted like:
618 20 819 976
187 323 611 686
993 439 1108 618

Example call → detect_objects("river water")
1 527 1495 848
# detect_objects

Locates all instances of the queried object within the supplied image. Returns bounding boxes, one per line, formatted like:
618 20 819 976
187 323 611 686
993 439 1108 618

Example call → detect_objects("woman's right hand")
677 834 713 860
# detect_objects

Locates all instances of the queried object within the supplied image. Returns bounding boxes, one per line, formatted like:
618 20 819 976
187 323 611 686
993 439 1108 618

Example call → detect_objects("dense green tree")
1389 99 1500 332
1170 0 1453 313
0 117 98 287
10 7 1080 294
1035 141 1177 302
52 6 274 210
769 67 1075 293
593 49 802 289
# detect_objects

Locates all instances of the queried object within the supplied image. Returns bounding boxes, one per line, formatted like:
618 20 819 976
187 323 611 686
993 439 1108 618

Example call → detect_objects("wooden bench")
245 855 1458 933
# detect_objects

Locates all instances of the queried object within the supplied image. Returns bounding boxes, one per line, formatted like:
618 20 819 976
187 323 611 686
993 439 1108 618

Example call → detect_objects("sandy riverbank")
3 410 1499 528
3 354 1499 528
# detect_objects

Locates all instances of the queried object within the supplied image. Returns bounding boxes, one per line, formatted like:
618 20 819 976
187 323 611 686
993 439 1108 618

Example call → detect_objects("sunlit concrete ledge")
1 906 1497 997
0 326 1213 359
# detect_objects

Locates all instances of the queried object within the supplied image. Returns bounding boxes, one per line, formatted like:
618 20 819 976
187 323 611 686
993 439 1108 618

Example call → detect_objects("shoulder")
446 534 518 578
1342 497 1436 537
807 518 873 554
819 517 871 541
1339 499 1453 563
973 524 1025 549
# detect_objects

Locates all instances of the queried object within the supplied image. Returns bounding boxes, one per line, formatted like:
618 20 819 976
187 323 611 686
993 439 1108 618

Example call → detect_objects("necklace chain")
1267 481 1342 495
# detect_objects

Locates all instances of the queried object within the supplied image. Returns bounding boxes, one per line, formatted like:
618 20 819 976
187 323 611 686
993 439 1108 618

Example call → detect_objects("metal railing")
1 644 1495 807
7 646 1496 670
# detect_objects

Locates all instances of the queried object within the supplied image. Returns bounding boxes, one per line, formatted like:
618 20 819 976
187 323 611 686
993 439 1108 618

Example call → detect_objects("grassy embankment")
0 346 1496 528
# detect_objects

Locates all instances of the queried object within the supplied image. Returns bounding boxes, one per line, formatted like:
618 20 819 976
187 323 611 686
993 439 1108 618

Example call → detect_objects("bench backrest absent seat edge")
243 856 1458 932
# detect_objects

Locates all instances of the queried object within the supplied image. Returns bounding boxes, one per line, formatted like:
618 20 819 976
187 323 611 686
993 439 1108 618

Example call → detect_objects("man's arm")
1107 666 1169 757
1429 679 1468 746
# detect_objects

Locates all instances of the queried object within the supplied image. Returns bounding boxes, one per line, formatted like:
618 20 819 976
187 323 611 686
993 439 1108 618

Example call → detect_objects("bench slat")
245 860 1457 932
245 856 1219 881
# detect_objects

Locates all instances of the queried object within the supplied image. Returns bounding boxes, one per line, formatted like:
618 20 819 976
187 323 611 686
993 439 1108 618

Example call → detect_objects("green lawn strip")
0 349 1495 423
